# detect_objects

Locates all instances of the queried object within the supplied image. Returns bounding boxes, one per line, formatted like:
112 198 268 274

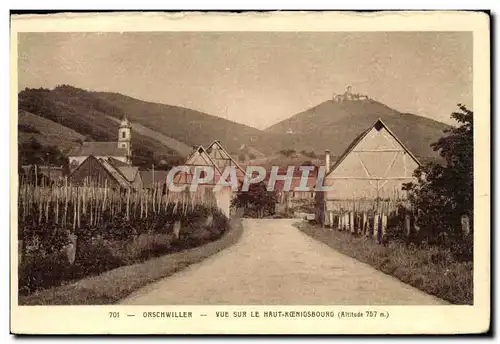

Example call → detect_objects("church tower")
118 116 132 164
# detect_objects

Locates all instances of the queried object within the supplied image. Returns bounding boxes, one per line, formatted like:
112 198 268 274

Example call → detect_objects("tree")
403 104 473 247
232 181 277 218
18 138 70 184
278 149 296 157
157 155 184 170
300 150 317 158
18 137 69 169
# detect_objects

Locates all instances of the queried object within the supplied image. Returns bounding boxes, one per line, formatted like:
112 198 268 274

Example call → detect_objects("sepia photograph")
10 11 490 335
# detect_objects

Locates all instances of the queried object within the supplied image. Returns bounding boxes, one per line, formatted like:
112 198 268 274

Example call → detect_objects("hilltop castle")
332 86 369 103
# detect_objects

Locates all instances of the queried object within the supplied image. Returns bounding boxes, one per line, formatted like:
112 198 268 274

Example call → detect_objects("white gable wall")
325 124 419 201
181 147 232 217
185 149 215 167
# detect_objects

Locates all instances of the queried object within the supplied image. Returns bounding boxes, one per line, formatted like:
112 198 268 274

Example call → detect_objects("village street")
120 219 447 305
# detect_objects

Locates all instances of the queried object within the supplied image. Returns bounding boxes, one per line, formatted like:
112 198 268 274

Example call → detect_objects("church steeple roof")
119 116 131 128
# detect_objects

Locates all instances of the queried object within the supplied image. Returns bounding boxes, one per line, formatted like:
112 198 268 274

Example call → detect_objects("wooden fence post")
350 212 355 234
381 213 387 239
329 212 334 231
362 212 367 236
18 240 23 266
461 214 470 236
322 203 326 228
173 220 181 239
404 214 411 237
373 214 379 241
66 232 77 265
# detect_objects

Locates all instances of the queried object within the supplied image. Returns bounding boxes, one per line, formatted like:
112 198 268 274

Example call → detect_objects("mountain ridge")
265 98 451 162
18 85 452 167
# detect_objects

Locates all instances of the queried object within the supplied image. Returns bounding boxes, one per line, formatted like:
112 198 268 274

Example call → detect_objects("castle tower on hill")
332 85 369 103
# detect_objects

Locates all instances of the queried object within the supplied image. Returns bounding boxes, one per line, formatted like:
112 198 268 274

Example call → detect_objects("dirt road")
120 219 447 305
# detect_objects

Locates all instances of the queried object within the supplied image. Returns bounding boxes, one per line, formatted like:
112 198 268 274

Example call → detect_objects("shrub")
18 123 40 134
19 250 71 295
175 207 230 248
18 181 232 296
70 240 125 280
19 203 230 295
104 233 173 264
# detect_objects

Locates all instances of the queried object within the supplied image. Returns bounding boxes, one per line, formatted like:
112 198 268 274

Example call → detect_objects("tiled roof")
107 157 129 167
172 166 222 186
98 158 131 189
139 170 170 188
116 166 139 182
274 176 317 193
68 142 127 157
270 166 319 177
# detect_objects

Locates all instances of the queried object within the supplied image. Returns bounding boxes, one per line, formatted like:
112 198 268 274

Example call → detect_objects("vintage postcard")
10 11 490 335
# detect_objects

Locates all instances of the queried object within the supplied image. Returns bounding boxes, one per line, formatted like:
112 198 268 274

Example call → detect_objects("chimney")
325 149 331 174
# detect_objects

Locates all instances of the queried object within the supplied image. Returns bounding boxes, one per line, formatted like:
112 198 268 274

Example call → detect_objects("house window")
122 131 126 138
200 171 207 178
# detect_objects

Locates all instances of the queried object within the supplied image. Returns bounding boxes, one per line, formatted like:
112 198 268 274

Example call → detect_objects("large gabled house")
171 145 233 217
67 155 143 190
205 140 248 206
205 140 247 183
317 118 421 226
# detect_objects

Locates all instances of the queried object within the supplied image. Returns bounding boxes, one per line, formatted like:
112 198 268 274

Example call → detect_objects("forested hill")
265 98 451 162
17 85 270 165
18 85 451 169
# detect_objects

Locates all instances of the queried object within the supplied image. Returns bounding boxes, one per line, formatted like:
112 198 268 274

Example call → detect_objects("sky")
17 32 472 129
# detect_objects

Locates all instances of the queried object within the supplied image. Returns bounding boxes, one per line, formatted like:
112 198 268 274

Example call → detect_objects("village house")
171 144 235 217
67 117 133 170
67 155 143 190
20 164 66 185
271 167 317 216
205 140 247 197
206 140 246 179
115 165 143 190
140 169 170 190
316 118 420 231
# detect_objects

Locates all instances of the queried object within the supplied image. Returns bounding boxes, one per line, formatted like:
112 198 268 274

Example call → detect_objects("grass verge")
296 222 473 305
19 217 243 305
